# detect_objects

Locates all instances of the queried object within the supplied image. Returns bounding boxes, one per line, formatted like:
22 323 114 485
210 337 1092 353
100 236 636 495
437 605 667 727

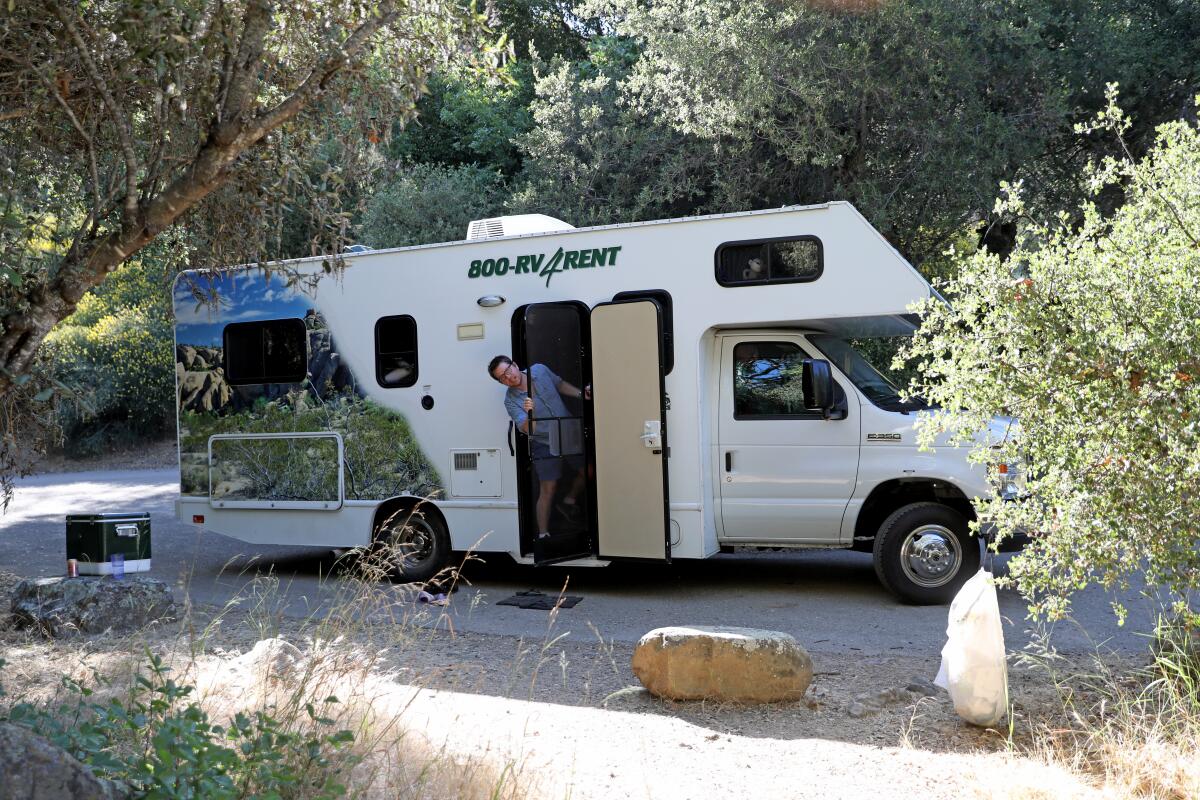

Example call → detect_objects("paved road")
0 468 1162 656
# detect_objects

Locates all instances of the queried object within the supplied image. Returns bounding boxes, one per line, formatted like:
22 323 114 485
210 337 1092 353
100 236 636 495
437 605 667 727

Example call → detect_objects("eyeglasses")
494 362 519 382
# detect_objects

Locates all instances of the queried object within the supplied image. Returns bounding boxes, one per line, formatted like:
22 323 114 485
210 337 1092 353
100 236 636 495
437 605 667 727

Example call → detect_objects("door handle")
507 421 515 456
641 420 662 448
725 451 732 472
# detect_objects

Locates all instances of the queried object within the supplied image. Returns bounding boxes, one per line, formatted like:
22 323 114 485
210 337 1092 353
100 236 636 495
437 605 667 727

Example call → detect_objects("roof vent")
466 214 575 241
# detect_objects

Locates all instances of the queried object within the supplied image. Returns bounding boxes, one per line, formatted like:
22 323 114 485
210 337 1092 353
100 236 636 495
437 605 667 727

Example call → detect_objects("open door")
514 302 594 563
591 300 671 561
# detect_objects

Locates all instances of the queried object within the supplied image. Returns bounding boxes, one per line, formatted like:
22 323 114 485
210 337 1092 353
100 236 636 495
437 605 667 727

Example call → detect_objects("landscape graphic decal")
173 271 442 502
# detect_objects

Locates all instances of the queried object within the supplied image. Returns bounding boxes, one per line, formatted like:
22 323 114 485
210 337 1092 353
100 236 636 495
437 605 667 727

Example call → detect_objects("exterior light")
477 295 506 308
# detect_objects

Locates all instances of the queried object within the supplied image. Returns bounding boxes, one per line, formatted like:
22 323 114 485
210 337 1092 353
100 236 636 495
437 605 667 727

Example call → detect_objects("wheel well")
852 479 976 551
371 496 448 543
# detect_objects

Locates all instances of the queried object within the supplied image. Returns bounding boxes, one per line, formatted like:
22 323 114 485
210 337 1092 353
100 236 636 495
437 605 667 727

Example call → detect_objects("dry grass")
1003 614 1200 800
0 515 540 800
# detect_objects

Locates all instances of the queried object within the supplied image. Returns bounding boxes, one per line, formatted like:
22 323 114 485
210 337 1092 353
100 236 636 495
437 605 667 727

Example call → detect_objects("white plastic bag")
934 569 1008 727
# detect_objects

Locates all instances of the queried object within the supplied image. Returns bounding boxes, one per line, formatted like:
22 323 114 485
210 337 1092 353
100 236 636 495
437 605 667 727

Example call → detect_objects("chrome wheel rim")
899 524 962 588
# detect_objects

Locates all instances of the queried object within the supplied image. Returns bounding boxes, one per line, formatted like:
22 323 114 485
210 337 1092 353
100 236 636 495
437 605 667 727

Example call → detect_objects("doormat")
496 590 583 610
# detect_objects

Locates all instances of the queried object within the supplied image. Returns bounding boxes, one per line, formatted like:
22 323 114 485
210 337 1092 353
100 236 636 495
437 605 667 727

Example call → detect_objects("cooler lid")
65 513 151 522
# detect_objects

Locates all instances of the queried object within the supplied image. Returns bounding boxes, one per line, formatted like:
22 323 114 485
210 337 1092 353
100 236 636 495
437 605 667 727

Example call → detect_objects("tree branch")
50 1 142 226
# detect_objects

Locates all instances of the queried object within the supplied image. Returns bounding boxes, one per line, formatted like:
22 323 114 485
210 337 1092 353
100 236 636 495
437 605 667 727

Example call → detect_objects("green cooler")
66 513 152 575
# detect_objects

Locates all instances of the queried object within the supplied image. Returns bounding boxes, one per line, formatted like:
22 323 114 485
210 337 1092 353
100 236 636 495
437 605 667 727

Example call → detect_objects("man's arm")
504 393 532 434
556 379 591 401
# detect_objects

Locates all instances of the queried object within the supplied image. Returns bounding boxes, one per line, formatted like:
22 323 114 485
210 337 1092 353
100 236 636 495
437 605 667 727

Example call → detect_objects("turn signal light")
192 515 205 524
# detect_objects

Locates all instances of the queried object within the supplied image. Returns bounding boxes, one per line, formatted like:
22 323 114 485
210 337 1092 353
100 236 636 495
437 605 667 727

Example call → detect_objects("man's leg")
536 478 558 536
564 468 586 505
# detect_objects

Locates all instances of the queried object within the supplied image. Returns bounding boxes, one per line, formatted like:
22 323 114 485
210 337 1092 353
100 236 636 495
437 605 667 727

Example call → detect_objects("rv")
173 202 1014 604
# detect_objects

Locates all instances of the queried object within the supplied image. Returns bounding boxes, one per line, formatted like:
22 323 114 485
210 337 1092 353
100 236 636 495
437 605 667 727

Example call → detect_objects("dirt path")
0 573 1102 800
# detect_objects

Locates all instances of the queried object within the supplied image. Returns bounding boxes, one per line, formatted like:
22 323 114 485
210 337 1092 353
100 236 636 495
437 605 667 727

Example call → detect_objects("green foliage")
42 253 176 453
359 162 510 248
511 36 718 226
388 71 534 176
902 89 1200 619
0 654 357 800
529 0 1200 266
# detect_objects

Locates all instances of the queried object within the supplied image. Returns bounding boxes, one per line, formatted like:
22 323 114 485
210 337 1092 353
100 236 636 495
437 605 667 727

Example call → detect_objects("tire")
872 502 979 605
372 505 451 585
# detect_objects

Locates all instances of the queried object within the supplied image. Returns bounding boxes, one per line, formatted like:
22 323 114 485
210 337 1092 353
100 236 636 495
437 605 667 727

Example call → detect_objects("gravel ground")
0 565 1107 800
0 448 1116 798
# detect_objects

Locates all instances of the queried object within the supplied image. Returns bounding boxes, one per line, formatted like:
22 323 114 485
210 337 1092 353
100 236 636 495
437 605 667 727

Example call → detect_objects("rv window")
733 341 839 419
715 236 822 287
375 315 418 387
223 318 308 386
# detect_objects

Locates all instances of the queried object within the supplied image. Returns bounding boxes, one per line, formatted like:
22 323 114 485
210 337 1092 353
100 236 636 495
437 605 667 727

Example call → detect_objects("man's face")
493 360 522 387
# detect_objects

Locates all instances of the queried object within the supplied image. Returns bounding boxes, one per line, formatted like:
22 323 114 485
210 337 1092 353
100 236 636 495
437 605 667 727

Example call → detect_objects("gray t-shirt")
505 363 572 445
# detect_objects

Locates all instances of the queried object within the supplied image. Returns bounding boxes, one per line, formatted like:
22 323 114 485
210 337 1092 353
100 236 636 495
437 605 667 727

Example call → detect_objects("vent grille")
467 218 505 240
453 452 479 471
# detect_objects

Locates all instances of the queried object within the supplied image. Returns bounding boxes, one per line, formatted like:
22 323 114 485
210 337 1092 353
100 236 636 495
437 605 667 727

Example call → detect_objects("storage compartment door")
591 300 670 561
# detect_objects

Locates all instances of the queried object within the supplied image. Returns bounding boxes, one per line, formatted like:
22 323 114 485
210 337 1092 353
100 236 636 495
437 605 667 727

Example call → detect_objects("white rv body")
173 202 996 602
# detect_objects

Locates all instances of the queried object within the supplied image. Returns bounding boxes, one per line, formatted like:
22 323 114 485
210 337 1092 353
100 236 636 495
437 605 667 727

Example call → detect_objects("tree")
578 0 1200 265
901 89 1200 619
0 0 488 392
359 162 509 248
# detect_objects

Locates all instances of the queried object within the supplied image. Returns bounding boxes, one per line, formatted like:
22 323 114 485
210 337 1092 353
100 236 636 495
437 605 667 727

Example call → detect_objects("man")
488 355 591 539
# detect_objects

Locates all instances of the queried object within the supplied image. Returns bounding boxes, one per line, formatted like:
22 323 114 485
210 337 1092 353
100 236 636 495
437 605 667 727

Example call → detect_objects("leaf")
0 266 22 286
33 388 54 402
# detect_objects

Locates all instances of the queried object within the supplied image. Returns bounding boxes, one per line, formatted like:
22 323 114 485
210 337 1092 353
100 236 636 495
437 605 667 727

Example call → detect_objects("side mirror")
802 359 836 418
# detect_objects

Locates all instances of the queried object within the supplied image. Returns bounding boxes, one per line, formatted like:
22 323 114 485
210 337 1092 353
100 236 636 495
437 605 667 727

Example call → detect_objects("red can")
66 558 78 578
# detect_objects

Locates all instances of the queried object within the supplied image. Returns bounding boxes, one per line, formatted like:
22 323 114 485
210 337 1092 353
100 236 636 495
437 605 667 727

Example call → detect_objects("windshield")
806 334 929 412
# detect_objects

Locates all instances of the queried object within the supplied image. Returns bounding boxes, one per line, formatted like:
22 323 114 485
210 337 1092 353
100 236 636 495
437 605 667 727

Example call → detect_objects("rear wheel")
873 502 979 605
372 505 451 584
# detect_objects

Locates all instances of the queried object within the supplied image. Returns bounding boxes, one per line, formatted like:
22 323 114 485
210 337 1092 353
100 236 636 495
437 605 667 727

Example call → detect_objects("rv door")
516 302 594 563
591 300 670 561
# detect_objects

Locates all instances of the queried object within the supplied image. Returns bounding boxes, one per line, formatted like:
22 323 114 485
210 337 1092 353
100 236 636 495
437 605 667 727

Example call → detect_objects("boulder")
631 625 813 703
10 577 177 637
0 722 119 800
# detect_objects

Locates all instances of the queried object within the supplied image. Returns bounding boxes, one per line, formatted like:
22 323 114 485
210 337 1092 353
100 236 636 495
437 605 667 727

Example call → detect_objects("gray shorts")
530 439 584 482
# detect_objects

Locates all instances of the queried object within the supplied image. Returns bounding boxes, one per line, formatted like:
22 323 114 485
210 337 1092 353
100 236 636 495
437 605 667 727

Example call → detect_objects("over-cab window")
376 315 418 387
716 236 822 287
223 318 308 385
733 341 825 419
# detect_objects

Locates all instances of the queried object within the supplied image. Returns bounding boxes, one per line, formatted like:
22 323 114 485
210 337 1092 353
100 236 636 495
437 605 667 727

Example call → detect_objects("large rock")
10 577 177 637
631 625 813 703
0 722 119 800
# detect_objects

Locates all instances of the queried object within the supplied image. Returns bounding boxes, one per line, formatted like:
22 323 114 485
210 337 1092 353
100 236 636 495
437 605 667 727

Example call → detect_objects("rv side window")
733 341 829 419
715 236 822 287
223 318 308 385
376 315 418 388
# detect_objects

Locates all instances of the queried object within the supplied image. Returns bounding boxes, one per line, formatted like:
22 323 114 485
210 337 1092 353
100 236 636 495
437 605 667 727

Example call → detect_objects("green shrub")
42 254 176 453
0 653 358 800
358 162 508 248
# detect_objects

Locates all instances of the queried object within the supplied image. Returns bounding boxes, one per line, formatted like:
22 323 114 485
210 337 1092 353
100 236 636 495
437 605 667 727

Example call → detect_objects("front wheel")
872 502 979 605
372 505 451 585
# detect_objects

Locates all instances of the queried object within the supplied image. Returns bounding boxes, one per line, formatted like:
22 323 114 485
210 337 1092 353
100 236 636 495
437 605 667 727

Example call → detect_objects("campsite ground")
0 446 1160 798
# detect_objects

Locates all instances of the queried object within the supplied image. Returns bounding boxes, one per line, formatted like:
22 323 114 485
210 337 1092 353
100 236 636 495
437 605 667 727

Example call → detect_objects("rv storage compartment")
66 513 152 575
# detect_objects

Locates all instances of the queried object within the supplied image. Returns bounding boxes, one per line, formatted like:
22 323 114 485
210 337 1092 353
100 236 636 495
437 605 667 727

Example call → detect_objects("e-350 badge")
866 433 902 441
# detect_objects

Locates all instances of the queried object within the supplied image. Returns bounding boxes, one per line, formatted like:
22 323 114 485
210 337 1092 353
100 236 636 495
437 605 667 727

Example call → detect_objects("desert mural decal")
173 271 442 503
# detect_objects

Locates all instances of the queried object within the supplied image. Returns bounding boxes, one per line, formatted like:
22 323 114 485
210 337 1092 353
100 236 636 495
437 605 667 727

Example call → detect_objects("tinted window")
223 319 307 385
716 236 822 286
376 315 418 387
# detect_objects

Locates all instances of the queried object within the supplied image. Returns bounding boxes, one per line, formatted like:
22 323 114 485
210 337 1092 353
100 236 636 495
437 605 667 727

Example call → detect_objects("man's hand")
584 384 592 401
523 396 533 413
